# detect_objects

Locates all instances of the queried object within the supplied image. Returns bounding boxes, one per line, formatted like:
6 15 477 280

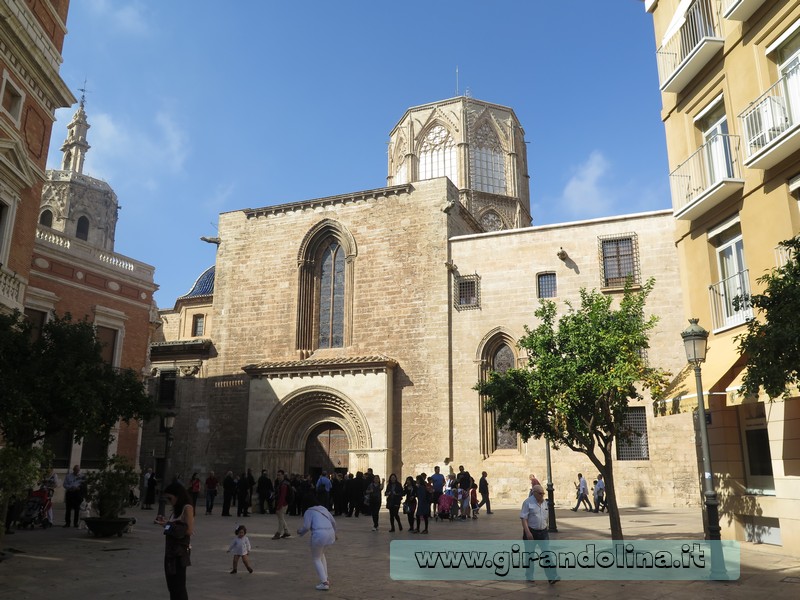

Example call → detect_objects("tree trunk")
585 445 624 540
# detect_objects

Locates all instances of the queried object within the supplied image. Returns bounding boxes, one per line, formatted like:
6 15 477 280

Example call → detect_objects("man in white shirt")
571 472 592 511
593 474 606 513
520 484 559 584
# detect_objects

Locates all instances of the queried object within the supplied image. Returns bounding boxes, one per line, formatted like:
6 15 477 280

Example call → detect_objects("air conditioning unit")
745 96 788 150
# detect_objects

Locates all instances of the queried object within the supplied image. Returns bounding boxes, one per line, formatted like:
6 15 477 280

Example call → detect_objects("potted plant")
82 455 138 537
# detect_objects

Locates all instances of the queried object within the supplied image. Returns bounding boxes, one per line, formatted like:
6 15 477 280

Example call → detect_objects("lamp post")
156 411 176 518
544 437 557 532
681 318 727 579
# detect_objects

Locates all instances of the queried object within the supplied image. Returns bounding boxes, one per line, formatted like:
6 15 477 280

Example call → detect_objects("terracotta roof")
242 355 397 377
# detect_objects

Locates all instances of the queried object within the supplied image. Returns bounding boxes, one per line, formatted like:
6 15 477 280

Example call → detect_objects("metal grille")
616 406 650 461
599 233 640 288
454 274 481 310
537 272 557 298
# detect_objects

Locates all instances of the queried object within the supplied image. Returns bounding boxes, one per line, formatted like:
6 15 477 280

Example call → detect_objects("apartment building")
645 0 800 551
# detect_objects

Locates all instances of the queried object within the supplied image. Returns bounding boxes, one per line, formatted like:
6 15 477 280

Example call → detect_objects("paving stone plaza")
2 503 799 599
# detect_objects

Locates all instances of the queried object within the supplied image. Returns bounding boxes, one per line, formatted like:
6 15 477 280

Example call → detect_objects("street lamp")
544 438 557 532
156 411 176 517
681 318 727 579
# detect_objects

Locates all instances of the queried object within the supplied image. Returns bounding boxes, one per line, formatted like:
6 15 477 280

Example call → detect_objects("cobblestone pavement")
1 504 799 599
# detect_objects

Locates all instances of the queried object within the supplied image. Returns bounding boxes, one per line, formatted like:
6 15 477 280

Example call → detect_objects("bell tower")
60 94 90 174
39 94 119 251
387 96 532 230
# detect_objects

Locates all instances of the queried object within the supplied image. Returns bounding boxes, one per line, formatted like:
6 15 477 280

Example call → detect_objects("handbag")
402 502 409 514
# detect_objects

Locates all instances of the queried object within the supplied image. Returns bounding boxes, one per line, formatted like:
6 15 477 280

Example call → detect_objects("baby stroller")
18 486 53 529
436 493 455 522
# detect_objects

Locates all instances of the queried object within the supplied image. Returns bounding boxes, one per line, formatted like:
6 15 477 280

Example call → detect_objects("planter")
82 517 131 537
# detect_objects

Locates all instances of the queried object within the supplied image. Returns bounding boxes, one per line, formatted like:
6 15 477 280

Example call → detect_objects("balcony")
739 65 800 169
709 269 753 331
723 0 767 22
0 267 23 310
670 133 744 220
657 0 723 93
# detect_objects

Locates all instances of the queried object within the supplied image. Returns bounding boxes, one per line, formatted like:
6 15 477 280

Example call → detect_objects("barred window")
537 272 557 298
158 370 177 407
454 274 480 310
599 233 640 287
616 406 650 461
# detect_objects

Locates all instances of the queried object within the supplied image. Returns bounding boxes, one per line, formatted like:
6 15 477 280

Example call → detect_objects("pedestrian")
316 470 332 509
470 483 479 519
528 472 541 496
62 465 84 528
236 472 250 517
246 468 256 508
346 471 365 518
141 467 156 510
384 473 403 532
256 470 273 514
221 471 235 516
204 471 218 515
521 484 559 584
430 466 445 513
189 473 200 511
571 472 592 512
478 471 493 514
403 476 417 531
272 470 291 539
593 474 607 513
156 481 194 600
227 524 254 574
297 495 337 591
413 474 431 534
366 474 384 531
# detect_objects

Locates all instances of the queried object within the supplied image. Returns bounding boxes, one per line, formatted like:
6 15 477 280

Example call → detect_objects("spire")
60 83 91 174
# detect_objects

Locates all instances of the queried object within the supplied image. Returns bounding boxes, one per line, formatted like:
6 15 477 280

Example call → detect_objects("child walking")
228 525 253 574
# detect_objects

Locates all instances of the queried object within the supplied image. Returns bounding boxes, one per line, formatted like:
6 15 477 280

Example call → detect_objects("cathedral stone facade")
149 97 698 507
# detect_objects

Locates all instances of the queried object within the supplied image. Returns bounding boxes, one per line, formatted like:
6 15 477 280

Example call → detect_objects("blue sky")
47 1 667 308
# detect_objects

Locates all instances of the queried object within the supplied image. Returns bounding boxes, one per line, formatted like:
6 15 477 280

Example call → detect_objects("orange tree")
0 311 154 546
475 280 670 540
736 236 800 399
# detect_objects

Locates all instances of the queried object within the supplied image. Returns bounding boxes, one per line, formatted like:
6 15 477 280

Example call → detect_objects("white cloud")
204 182 237 211
47 108 189 193
560 150 614 218
84 0 149 35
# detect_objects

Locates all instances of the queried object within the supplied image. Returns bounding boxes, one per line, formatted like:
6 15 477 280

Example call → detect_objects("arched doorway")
305 422 349 477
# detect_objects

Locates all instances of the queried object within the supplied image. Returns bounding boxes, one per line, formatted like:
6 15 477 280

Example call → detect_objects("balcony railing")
35 226 155 280
775 243 795 268
657 0 723 93
670 133 743 220
739 63 800 169
709 269 753 330
0 268 22 309
722 0 766 22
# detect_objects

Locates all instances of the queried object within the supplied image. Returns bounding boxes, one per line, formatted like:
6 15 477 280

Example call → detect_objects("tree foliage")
736 236 800 399
0 310 155 543
84 455 139 519
0 310 155 448
475 279 670 540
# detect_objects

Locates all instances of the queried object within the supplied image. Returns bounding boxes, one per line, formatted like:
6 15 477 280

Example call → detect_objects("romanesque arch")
260 387 371 474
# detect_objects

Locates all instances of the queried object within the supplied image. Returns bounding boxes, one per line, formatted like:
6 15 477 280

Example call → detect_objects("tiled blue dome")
179 265 214 299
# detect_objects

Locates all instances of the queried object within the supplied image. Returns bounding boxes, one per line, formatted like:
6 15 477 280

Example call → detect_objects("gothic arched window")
76 215 89 240
478 333 519 456
419 125 458 187
39 210 53 227
318 241 345 348
471 122 506 195
296 220 357 356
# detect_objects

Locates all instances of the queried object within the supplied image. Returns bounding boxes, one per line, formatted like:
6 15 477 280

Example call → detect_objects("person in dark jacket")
236 472 250 517
256 470 273 514
366 475 384 531
384 473 403 532
221 471 235 516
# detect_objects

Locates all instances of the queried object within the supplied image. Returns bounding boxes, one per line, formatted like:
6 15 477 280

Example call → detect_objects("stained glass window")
319 241 345 348
493 344 517 449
